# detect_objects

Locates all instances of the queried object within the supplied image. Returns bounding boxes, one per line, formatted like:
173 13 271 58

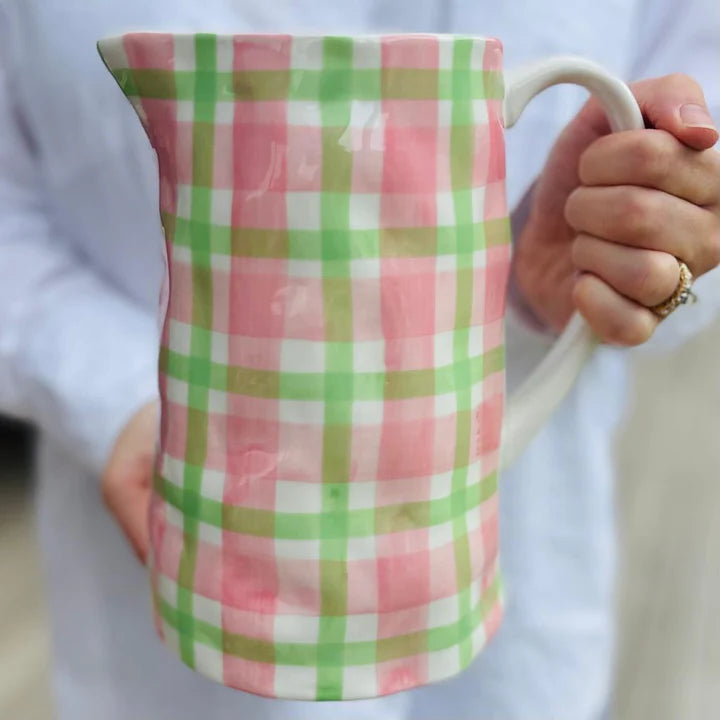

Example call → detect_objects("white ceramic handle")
500 56 644 470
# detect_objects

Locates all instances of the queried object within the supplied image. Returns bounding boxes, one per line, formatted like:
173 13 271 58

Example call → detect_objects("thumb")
632 74 719 150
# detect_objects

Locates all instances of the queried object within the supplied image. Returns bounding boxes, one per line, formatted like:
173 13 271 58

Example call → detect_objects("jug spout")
97 35 181 148
98 34 193 249
98 36 149 133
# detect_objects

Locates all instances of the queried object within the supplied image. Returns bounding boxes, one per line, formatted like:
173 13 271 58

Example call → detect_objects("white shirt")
0 1 718 718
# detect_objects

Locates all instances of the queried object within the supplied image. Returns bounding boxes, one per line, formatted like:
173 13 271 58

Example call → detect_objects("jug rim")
98 31 504 47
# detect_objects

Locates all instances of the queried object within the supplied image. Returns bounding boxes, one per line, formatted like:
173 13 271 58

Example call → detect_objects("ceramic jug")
98 32 642 701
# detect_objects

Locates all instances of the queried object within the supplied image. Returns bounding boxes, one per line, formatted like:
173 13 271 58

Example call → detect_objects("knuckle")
620 190 657 240
629 132 673 186
664 72 701 93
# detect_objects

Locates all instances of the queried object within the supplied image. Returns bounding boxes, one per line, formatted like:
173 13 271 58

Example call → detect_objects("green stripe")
449 38 476 670
316 36 355 700
155 470 498 541
155 569 501 667
176 33 218 668
163 216 508 256
161 348 502 400
111 67 504 102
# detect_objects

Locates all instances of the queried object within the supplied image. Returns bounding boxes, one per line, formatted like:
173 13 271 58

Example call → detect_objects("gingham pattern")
99 32 511 701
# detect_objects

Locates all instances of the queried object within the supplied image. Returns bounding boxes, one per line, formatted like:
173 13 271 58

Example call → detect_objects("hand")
101 400 158 563
512 73 720 344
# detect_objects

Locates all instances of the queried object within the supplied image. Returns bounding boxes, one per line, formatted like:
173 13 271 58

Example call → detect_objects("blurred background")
0 317 718 719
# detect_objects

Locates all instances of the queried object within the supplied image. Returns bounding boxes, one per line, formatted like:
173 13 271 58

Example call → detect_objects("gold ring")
650 260 696 318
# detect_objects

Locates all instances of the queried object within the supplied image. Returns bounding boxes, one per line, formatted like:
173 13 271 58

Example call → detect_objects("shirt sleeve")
0 18 159 475
626 0 720 355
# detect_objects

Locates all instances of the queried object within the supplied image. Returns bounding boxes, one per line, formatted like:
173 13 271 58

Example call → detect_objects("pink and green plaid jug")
98 32 641 701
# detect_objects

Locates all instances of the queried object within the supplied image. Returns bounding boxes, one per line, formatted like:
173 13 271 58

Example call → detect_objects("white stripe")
173 35 197 72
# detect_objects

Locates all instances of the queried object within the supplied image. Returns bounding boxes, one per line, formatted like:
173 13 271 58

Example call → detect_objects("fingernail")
679 103 717 130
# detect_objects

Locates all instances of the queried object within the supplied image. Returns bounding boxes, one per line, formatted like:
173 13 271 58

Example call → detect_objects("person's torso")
14 2 640 716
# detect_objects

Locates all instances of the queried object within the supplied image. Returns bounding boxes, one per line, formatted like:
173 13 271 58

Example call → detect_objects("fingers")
100 401 158 564
573 273 659 346
565 185 720 277
572 234 680 307
557 72 719 345
579 130 720 207
102 475 151 563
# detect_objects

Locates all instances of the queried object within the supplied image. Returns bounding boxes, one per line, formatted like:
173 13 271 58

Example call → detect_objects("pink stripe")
233 35 292 71
162 402 188 460
193 540 223 600
377 549 431 612
429 542 458 602
277 423 325 482
478 393 504 455
377 654 429 696
482 38 504 72
123 33 176 69
222 34 288 682
287 126 323 191
167 258 193 323
154 522 183 583
433 413 458 474
228 335 282 370
383 100 441 127
346 559 379 614
224 657 276 697
374 474 432 507
484 245 511 323
222 604 276 640
204 413 229 471
275 557 321 615
381 263 436 339
384 335 433 371
484 317 504 351
378 416 435 481
486 100 506 183
225 416 279 503
221 547 278 613
226 395 281 422
484 180 508 220
381 35 439 69
378 603 428 639
480 492 500 575
382 129 439 194
483 447 500 477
